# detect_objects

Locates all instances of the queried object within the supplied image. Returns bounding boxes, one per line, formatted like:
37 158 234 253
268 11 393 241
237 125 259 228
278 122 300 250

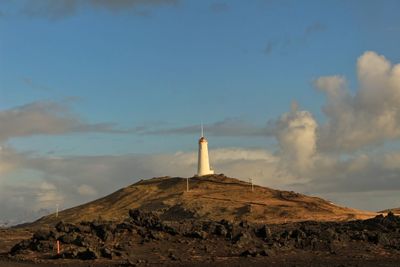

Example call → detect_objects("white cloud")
383 152 400 170
274 105 318 174
0 178 65 222
0 146 24 177
36 182 63 206
315 51 400 152
78 184 98 196
314 75 347 98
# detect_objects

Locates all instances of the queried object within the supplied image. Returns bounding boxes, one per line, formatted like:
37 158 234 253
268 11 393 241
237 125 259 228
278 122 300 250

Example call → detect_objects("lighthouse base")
196 170 214 177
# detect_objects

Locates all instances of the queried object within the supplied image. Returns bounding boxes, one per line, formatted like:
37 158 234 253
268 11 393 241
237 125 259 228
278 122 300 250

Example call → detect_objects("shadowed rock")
8 210 400 263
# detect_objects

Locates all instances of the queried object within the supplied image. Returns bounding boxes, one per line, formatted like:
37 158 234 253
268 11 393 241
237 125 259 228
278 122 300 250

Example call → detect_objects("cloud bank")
0 100 129 143
0 147 283 223
138 118 270 137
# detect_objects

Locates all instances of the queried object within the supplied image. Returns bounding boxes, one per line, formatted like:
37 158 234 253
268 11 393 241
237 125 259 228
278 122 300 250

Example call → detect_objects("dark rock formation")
8 209 400 263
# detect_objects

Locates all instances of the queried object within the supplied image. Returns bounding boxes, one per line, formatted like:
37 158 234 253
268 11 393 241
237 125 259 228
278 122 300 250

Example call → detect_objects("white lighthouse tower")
197 124 214 176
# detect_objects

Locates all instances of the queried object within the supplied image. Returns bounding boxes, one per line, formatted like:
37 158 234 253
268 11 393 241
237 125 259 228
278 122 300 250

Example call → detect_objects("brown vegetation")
33 174 377 226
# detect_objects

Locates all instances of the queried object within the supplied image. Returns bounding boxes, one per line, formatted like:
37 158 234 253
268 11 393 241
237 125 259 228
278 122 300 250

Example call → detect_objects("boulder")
77 223 92 233
240 248 258 257
33 229 55 241
290 229 306 240
10 240 32 255
116 222 135 232
59 233 76 244
319 228 338 241
55 221 79 233
100 247 114 259
149 230 165 240
256 225 272 240
214 224 228 237
233 231 252 244
188 230 208 239
73 235 87 247
169 252 179 261
30 240 51 253
129 209 162 229
91 222 114 242
77 248 98 260
239 221 249 229
370 232 390 246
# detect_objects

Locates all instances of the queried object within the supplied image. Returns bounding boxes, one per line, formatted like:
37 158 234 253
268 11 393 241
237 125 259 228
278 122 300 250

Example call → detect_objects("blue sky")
1 0 398 154
1 0 400 222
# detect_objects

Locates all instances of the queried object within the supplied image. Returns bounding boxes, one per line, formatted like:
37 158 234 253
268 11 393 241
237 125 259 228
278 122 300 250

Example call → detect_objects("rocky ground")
1 209 400 266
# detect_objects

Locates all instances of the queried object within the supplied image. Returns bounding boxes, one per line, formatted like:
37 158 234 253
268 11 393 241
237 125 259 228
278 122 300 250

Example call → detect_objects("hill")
380 208 400 215
33 174 376 226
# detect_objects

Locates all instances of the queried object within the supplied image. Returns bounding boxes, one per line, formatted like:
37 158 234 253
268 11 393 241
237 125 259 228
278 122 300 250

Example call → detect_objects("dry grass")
32 174 377 226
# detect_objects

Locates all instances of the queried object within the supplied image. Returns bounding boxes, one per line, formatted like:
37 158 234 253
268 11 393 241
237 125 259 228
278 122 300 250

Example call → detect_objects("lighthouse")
197 125 214 176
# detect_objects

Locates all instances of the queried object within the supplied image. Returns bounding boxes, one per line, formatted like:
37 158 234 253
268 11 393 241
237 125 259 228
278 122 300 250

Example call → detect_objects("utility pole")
56 204 59 218
186 177 189 192
249 178 254 192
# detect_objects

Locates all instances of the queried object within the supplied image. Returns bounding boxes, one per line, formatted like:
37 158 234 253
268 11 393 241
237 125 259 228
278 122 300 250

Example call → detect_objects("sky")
1 0 400 224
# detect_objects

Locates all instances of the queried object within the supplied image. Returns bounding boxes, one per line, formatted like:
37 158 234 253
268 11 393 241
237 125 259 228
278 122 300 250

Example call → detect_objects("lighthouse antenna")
201 122 204 137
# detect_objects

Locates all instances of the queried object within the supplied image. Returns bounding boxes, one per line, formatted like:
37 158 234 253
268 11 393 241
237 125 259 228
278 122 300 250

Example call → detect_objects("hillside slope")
33 174 377 226
380 208 400 215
